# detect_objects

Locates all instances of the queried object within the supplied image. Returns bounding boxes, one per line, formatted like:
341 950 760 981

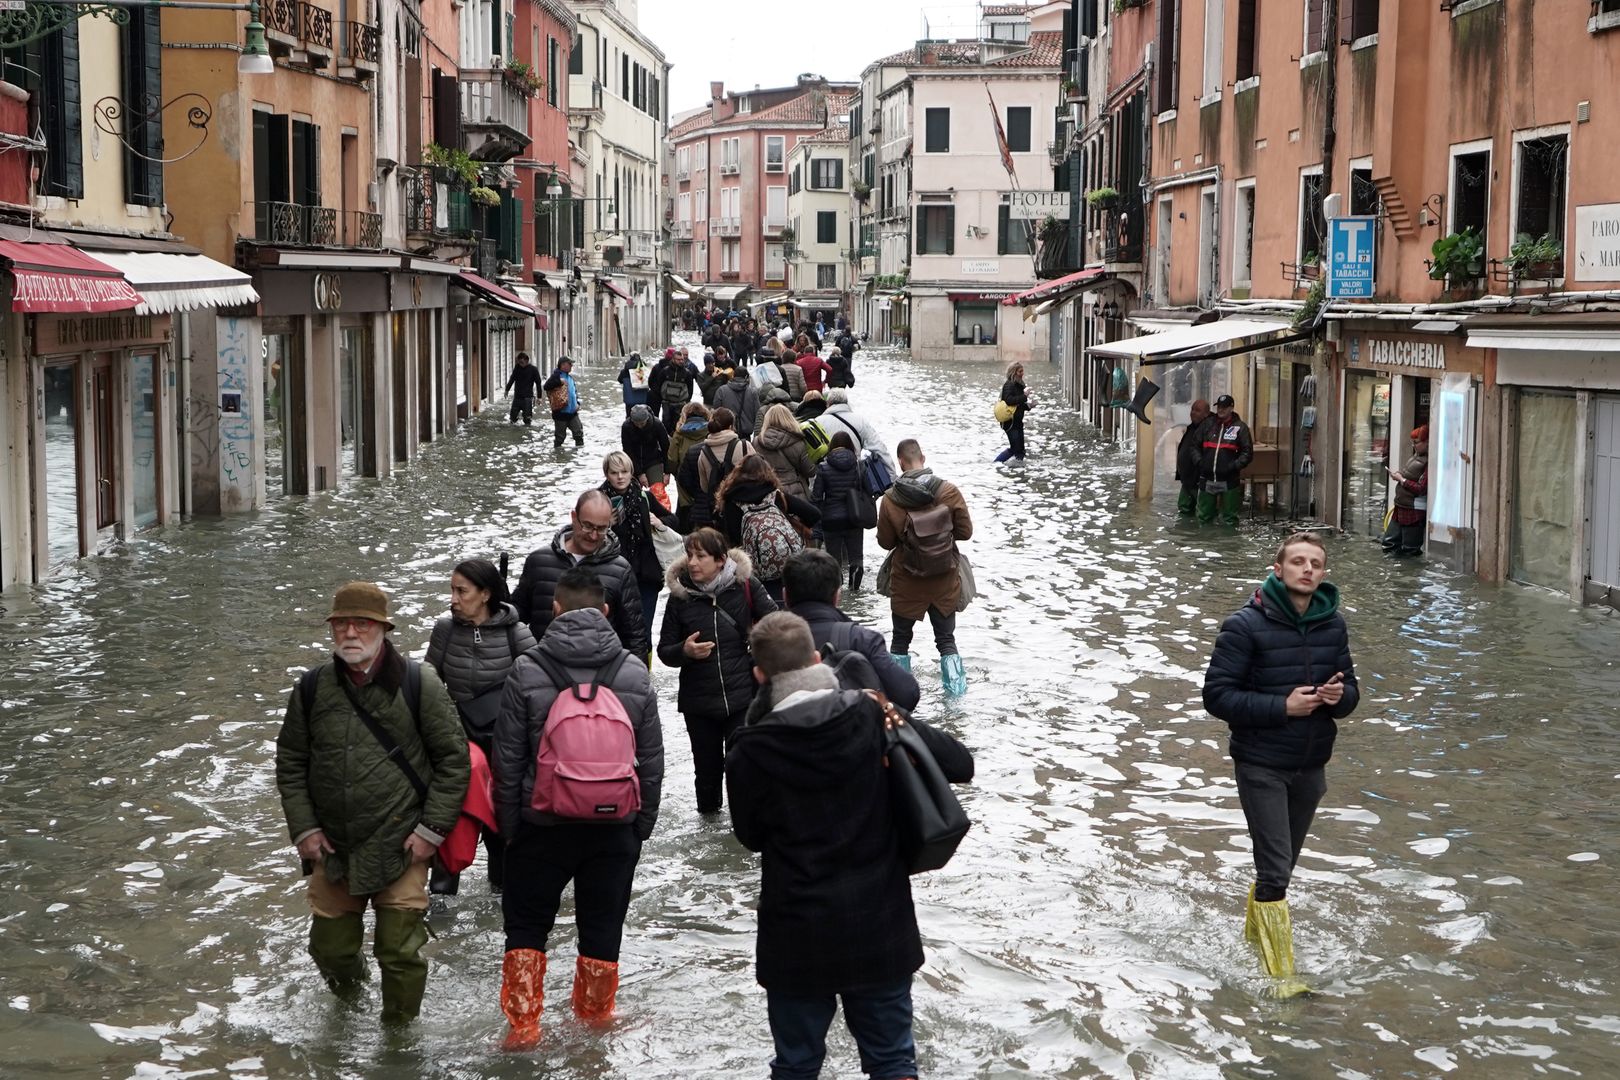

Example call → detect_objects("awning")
0 240 144 313
666 270 703 295
451 271 536 317
512 284 541 309
1002 267 1105 306
597 277 634 303
533 271 567 291
88 250 257 314
790 296 842 310
709 285 748 303
1090 317 1297 364
1465 314 1620 353
747 293 790 309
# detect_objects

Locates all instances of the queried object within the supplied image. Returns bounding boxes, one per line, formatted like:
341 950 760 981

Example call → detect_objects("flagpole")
985 82 1039 280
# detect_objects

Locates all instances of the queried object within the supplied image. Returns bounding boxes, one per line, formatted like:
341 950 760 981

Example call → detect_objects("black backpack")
819 622 881 692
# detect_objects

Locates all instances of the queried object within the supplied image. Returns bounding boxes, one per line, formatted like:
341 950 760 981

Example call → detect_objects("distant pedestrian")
1197 394 1253 526
667 402 712 529
276 582 469 1025
795 347 833 395
492 567 663 1047
657 527 777 813
650 347 696 432
621 404 670 489
681 406 753 531
616 352 651 416
715 365 762 439
1202 531 1359 994
543 357 584 449
512 490 648 657
781 549 919 709
877 439 973 696
1382 425 1429 556
811 431 867 591
505 353 541 425
424 559 537 896
725 611 972 1080
1175 399 1212 516
994 361 1032 463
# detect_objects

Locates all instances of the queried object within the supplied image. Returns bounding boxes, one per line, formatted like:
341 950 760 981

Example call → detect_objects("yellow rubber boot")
1243 886 1259 945
1251 899 1311 999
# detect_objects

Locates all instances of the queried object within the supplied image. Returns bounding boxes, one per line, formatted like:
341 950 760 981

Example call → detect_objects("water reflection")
0 339 1617 1077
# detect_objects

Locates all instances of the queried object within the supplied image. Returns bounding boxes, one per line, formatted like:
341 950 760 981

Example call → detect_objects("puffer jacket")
276 641 470 895
753 425 816 499
775 358 807 402
1202 576 1360 770
812 447 864 530
512 527 649 657
715 375 761 437
491 608 664 841
425 602 537 744
657 550 778 718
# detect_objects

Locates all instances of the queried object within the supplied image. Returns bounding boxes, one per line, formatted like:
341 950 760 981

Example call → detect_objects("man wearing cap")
543 357 584 449
1197 394 1254 526
621 403 671 488
505 352 542 426
275 582 470 1024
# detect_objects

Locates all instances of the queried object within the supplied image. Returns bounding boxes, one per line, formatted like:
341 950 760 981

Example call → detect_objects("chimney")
920 46 939 65
710 81 724 102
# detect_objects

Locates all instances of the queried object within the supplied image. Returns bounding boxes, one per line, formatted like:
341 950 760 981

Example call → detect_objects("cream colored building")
785 126 851 320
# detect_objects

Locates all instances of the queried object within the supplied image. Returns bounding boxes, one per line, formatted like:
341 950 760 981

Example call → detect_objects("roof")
982 3 1033 13
669 111 710 139
804 125 850 145
671 90 857 141
872 31 1063 69
988 30 1063 67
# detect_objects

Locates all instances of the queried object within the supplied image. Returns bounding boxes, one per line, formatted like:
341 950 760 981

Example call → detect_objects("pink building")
670 77 855 309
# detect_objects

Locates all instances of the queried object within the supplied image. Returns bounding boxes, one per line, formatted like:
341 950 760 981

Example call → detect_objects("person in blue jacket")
1202 531 1359 994
543 357 583 449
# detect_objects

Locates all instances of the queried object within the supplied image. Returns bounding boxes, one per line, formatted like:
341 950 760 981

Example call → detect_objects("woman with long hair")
751 403 817 499
601 450 679 629
424 557 536 895
996 361 1033 462
715 455 822 603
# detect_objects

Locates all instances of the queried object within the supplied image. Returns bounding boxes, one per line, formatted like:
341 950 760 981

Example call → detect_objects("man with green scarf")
1202 532 1359 995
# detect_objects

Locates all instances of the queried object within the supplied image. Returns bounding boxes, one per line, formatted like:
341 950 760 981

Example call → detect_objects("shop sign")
313 272 343 312
35 312 168 353
1007 191 1070 220
961 259 1000 275
947 291 1012 303
1573 202 1620 282
1354 337 1446 370
1326 216 1376 298
258 270 388 316
388 272 448 310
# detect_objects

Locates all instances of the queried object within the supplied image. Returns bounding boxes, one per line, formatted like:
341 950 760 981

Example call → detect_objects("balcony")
1036 225 1077 279
762 217 787 237
676 167 690 182
342 209 383 248
264 0 335 68
1103 202 1144 265
252 201 341 246
625 230 656 265
340 21 379 78
713 216 740 236
402 171 476 247
719 161 740 176
460 68 531 162
673 220 692 238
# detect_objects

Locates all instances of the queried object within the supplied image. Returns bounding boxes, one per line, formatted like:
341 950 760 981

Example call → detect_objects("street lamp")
6 0 276 75
239 3 274 75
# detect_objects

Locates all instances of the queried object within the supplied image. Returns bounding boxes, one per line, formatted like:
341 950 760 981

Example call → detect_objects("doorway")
1343 369 1392 537
339 322 374 478
43 363 81 566
1589 396 1620 606
129 352 160 529
264 327 307 495
91 356 119 537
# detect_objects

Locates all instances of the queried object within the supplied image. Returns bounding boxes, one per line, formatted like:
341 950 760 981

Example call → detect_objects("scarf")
768 662 842 708
692 557 738 596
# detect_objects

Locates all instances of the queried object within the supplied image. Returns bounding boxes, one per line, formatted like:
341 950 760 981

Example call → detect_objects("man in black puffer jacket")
1203 530 1358 991
512 491 648 657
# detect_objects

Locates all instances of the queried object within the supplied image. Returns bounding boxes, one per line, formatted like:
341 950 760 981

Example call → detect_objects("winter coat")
425 602 537 745
1198 413 1254 483
725 686 972 993
835 331 857 359
512 527 649 658
820 404 896 477
617 358 651 407
276 640 470 895
715 375 761 438
601 478 678 586
1000 379 1031 427
542 370 579 415
506 362 542 399
695 430 753 496
753 424 817 499
876 468 973 620
491 608 664 841
796 396 828 421
787 599 920 711
1176 416 1210 487
669 419 710 490
621 416 671 477
1393 449 1429 511
657 550 778 719
717 479 821 561
1202 576 1360 771
811 447 864 531
826 351 853 389
650 360 696 409
795 353 833 394
698 364 728 406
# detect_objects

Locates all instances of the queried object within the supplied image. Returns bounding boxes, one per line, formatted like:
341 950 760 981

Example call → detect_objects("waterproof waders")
501 948 546 1050
309 913 368 999
373 908 430 1023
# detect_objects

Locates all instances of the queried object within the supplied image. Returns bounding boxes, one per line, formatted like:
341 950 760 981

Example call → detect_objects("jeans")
638 581 660 639
824 529 864 574
766 979 917 1080
1234 761 1327 901
891 606 957 656
552 411 584 447
509 395 533 425
1196 484 1243 525
686 709 747 812
502 824 642 960
995 417 1026 461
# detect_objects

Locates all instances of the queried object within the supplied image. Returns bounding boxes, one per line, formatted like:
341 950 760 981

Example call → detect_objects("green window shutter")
44 18 83 199
914 206 924 255
997 204 1009 254
122 8 163 205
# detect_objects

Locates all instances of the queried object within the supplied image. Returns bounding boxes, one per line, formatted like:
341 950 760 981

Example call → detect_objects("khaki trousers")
307 860 430 917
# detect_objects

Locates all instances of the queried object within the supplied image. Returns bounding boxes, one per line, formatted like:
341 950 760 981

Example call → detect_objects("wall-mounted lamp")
1416 193 1445 228
1100 299 1121 320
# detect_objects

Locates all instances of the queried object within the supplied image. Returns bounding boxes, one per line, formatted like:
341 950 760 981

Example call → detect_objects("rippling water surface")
2 338 1618 1079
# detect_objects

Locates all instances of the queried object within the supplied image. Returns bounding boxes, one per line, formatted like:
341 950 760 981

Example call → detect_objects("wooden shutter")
268 114 291 202
944 206 955 255
432 69 460 149
123 8 163 205
43 17 83 198
997 204 1009 254
914 206 924 254
834 160 844 188
1236 0 1257 80
1305 0 1325 53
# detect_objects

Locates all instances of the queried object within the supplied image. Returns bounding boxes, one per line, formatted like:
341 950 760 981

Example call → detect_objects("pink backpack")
527 652 642 822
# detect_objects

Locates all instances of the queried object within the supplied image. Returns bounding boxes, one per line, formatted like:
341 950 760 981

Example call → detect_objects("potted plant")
1086 185 1120 209
468 185 502 208
1428 228 1485 283
423 143 479 186
504 58 543 96
779 225 795 243
1507 232 1562 278
1061 77 1082 100
852 180 871 202
1039 213 1065 240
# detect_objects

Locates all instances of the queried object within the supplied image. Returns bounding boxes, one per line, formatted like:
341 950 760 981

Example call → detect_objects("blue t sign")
1327 216 1377 298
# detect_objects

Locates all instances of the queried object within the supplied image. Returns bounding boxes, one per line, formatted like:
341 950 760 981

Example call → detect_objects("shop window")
916 204 955 255
1450 148 1491 251
817 264 837 288
1511 390 1577 591
1006 107 1031 153
816 211 837 244
1350 166 1378 216
954 302 998 345
1514 134 1567 258
925 108 950 153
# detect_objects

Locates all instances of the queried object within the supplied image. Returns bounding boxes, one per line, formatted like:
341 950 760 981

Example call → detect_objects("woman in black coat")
812 432 867 591
601 450 678 634
657 527 777 813
714 455 822 603
996 361 1032 462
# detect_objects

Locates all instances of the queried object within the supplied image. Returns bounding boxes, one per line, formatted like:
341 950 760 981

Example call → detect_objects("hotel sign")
1007 191 1071 220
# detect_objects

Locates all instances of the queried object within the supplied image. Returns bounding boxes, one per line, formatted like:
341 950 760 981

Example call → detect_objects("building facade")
785 127 851 321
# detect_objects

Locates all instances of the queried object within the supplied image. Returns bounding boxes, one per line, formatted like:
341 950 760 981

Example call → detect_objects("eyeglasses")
576 519 612 536
330 617 379 634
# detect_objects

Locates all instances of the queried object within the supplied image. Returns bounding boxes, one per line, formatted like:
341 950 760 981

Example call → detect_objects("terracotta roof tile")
986 30 1064 67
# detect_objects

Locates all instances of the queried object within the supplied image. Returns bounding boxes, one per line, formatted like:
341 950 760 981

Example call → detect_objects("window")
765 185 787 227
1202 0 1224 99
696 187 706 220
1450 145 1491 260
1006 107 1031 153
817 264 837 288
1346 162 1377 216
1298 167 1325 263
916 204 955 254
789 164 801 195
817 210 837 244
997 204 1034 255
722 240 740 272
1233 180 1255 285
677 192 690 222
1343 0 1378 41
1156 196 1174 298
924 108 950 153
1156 0 1181 112
811 158 844 189
954 302 998 345
547 37 559 107
722 136 740 171
621 52 629 98
1198 186 1217 301
863 152 874 187
737 95 752 114
122 7 163 205
569 34 583 75
3 19 83 198
677 147 689 176
1514 132 1568 257
1304 0 1326 54
1236 0 1258 80
765 244 785 280
766 136 785 172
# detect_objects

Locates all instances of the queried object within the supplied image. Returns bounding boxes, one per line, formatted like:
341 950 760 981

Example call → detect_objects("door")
1428 373 1478 569
129 352 160 529
1589 396 1620 604
91 357 118 533
43 363 81 566
392 312 409 461
1342 369 1392 537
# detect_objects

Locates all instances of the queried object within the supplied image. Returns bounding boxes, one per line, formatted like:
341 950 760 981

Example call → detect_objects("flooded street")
2 339 1618 1079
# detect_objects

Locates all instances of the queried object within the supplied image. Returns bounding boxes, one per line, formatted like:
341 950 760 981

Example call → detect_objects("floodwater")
2 337 1618 1080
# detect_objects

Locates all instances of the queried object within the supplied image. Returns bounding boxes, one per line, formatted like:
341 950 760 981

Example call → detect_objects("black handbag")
871 692 970 874
845 486 878 529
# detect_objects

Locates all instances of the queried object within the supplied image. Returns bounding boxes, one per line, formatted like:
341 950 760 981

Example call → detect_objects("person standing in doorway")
1383 425 1429 556
1197 394 1253 526
995 362 1033 463
1175 399 1212 516
505 353 542 426
1202 531 1359 994
543 357 583 450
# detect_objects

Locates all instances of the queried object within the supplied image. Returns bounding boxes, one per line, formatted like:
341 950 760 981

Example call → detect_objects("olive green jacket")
276 640 470 895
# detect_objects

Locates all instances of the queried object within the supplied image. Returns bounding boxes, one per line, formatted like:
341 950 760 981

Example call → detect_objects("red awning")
450 271 535 317
1001 266 1105 306
0 240 145 313
597 277 634 303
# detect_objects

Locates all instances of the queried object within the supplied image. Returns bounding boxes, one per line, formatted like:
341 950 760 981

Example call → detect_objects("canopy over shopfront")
596 276 634 303
0 240 145 313
666 271 703 297
1090 317 1304 365
789 296 841 310
708 285 748 305
1002 267 1105 306
89 250 257 314
747 293 790 309
452 271 536 317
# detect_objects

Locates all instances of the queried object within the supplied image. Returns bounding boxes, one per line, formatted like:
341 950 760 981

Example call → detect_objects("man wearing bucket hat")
275 582 470 1024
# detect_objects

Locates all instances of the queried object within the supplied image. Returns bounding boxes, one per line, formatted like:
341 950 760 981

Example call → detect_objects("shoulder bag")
868 691 970 874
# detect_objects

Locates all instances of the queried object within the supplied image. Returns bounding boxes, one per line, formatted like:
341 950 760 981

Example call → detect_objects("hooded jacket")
491 608 664 841
715 374 761 437
668 418 710 479
821 403 896 477
753 424 817 499
425 602 538 743
512 527 648 657
1202 575 1360 770
876 468 974 620
1199 412 1254 483
774 358 808 402
725 683 973 992
656 549 778 718
811 446 864 530
621 415 671 476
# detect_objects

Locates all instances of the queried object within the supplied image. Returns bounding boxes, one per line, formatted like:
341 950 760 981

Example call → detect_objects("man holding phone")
1203 531 1359 993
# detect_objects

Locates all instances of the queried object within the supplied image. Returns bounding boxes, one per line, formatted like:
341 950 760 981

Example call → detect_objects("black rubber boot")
308 913 368 999
373 908 430 1024
485 833 507 894
1122 378 1161 424
848 566 863 592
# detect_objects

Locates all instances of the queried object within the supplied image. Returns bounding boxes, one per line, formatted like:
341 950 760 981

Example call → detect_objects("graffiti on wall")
216 317 254 499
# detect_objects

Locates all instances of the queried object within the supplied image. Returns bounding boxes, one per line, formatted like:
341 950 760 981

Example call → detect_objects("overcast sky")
640 3 985 114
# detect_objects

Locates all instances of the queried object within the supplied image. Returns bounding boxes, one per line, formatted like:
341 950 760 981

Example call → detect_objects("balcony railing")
403 172 435 236
627 230 655 262
307 205 337 245
719 161 740 175
265 0 298 39
673 220 692 238
299 1 333 52
675 167 690 181
1103 201 1144 264
460 68 530 161
713 216 740 236
343 209 383 248
1036 226 1075 279
253 200 349 246
264 0 337 67
343 21 379 69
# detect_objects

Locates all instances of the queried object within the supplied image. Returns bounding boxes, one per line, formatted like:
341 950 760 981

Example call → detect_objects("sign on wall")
961 259 1001 275
1573 202 1620 282
1326 216 1376 298
1007 191 1071 220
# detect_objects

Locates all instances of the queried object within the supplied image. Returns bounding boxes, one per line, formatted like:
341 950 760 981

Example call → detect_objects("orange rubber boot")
571 956 619 1023
499 949 546 1051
